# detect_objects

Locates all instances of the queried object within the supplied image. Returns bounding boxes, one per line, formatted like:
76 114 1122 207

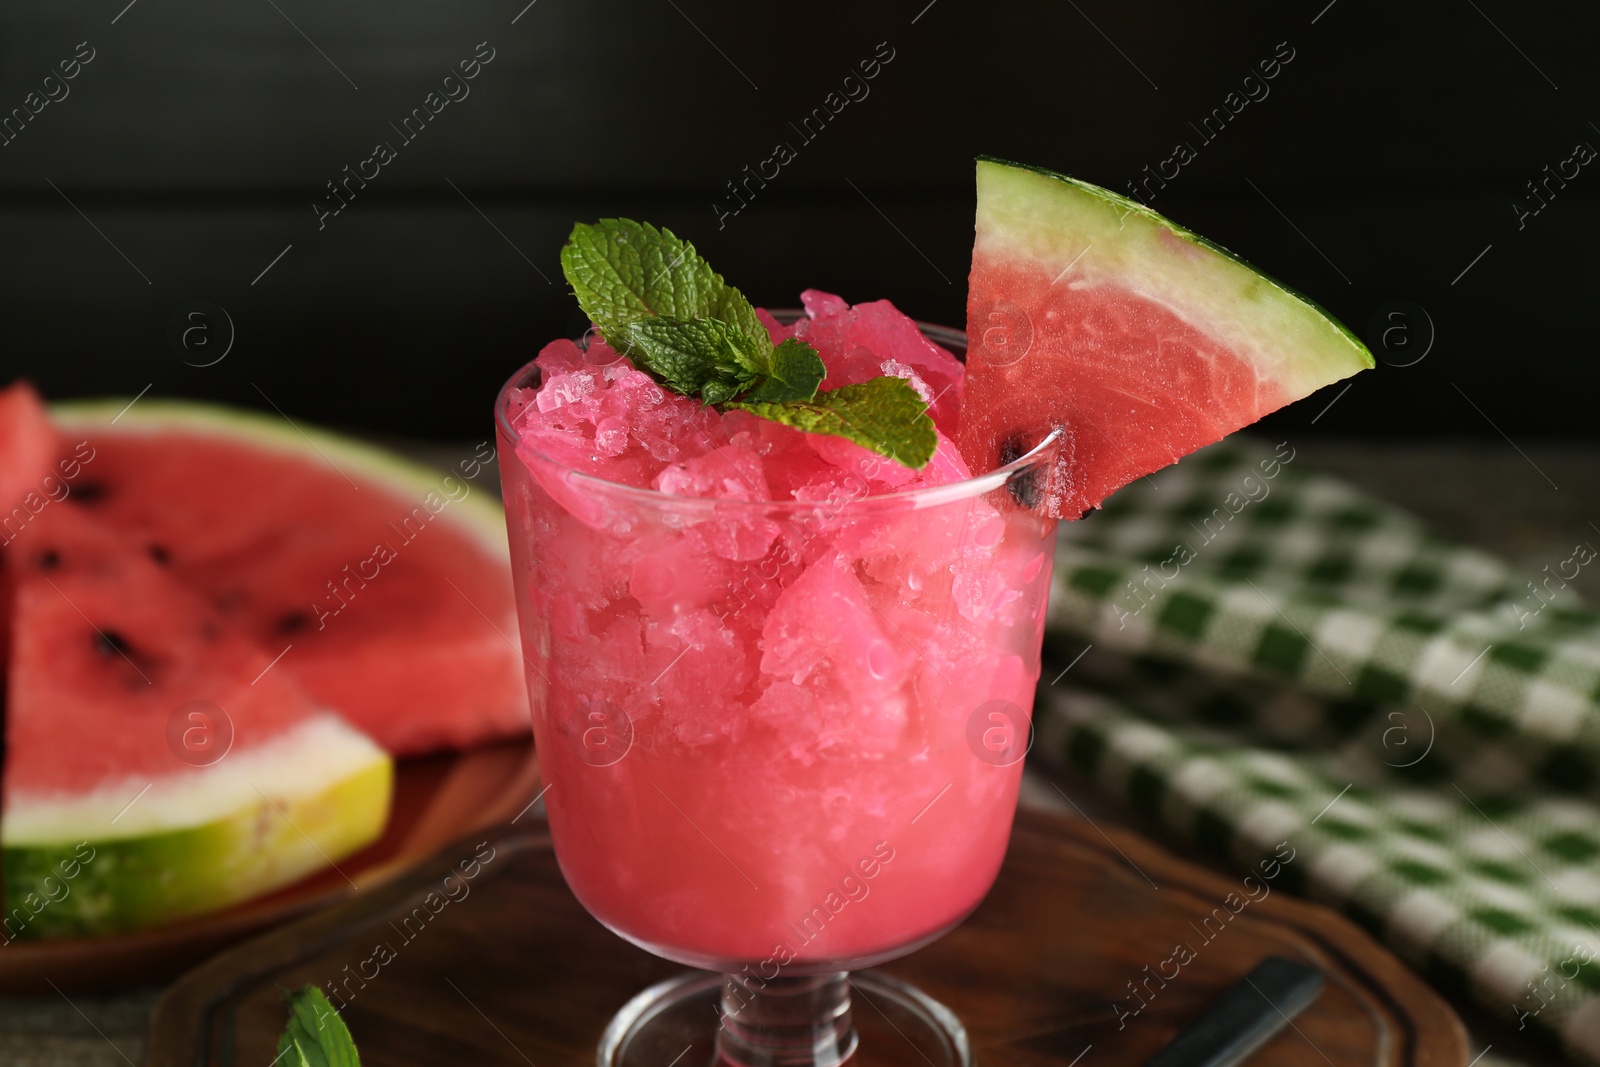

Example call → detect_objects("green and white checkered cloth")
1035 438 1600 1063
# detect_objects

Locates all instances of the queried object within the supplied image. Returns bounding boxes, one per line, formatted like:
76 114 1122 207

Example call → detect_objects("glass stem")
716 971 858 1067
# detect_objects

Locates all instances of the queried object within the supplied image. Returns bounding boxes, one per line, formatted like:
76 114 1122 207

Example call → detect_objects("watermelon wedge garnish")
3 498 391 938
957 157 1374 517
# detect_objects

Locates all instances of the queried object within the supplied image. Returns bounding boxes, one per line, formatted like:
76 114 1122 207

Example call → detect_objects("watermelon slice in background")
0 383 62 673
0 383 59 518
49 400 528 757
2 504 391 938
958 157 1374 517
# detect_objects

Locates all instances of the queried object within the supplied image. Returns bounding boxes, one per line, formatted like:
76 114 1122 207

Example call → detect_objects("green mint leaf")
276 986 361 1067
561 219 766 354
624 317 761 401
701 378 743 406
734 377 936 469
738 338 826 404
558 218 932 470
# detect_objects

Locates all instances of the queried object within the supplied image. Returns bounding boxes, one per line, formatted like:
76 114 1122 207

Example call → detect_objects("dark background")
0 0 1593 441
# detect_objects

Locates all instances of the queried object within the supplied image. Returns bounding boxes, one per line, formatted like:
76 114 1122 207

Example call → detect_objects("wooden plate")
0 738 539 995
145 807 1466 1066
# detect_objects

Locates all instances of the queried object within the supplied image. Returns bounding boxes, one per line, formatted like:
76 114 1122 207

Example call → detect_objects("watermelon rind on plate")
0 387 532 939
0 481 396 940
3 717 390 939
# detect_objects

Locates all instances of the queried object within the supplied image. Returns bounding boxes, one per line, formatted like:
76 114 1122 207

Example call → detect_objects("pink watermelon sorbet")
503 290 970 500
497 292 1058 972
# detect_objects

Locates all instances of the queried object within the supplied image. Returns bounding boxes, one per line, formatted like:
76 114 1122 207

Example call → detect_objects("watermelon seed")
70 482 106 503
96 629 133 658
148 543 171 565
276 610 310 634
1000 435 1042 510
37 550 60 571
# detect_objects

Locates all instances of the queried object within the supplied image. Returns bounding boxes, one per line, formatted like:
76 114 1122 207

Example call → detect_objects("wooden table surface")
0 439 1588 1067
143 808 1467 1067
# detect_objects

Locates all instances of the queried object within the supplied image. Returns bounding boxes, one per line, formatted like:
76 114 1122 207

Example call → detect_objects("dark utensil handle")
1144 956 1325 1067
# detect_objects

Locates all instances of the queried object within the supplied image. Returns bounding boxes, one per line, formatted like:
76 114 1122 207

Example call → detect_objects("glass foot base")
599 970 972 1067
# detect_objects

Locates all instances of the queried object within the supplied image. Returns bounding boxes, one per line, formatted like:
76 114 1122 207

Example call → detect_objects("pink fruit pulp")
499 294 1057 970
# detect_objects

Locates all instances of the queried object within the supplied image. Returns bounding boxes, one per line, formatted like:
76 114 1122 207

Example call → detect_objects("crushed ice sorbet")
507 290 969 497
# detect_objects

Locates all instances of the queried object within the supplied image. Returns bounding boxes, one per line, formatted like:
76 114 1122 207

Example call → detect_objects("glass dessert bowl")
495 312 1062 1067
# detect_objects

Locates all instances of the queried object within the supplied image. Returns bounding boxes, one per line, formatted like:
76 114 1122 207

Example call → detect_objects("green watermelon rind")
1 717 391 939
50 398 510 560
972 156 1374 393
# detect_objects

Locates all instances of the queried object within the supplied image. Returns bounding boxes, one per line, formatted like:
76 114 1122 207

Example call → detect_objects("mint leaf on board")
561 219 765 350
276 986 361 1067
734 377 937 468
559 217 933 468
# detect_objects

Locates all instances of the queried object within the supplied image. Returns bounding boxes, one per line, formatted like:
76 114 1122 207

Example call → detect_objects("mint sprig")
561 218 766 351
734 377 937 469
739 338 826 404
622 316 758 400
276 986 361 1067
559 218 935 468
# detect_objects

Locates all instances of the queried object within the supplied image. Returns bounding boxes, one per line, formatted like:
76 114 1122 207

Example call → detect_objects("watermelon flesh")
0 383 61 527
958 158 1374 517
47 405 527 756
0 382 61 673
2 500 391 937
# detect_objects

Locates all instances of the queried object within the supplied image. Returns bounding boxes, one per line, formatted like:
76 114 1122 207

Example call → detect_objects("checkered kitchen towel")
1034 438 1600 1063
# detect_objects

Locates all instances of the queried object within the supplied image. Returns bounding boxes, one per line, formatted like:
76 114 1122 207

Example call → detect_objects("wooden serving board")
0 739 539 995
146 807 1466 1066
